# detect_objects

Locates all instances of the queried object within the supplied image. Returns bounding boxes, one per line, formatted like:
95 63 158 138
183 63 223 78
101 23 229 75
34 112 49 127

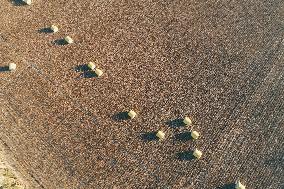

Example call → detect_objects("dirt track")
0 0 283 188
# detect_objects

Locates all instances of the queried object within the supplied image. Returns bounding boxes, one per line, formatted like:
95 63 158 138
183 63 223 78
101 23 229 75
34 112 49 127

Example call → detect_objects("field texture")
0 0 283 188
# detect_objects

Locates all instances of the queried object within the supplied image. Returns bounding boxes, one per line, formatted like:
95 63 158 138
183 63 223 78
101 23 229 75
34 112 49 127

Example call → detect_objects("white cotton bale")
183 116 192 126
23 0 32 5
95 68 103 77
50 25 59 33
193 149 202 159
191 131 200 140
156 131 165 140
235 180 246 189
8 63 16 71
64 36 74 44
128 110 136 119
88 62 96 70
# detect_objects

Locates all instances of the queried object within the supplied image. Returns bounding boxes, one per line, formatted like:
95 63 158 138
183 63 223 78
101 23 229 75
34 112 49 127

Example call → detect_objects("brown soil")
0 142 28 189
0 0 283 188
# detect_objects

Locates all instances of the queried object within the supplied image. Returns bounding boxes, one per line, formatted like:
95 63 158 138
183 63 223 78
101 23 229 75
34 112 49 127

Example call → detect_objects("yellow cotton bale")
193 149 202 159
64 36 74 44
50 25 59 33
156 131 165 140
8 63 16 71
128 110 136 119
95 68 103 77
191 131 200 140
183 116 192 126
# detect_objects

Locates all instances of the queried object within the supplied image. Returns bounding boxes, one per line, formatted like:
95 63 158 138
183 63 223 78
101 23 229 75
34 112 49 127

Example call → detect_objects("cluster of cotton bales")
6 20 104 77
183 116 202 159
155 117 200 141
14 1 247 188
46 25 105 78
182 117 202 159
128 112 202 159
87 62 103 77
127 112 246 188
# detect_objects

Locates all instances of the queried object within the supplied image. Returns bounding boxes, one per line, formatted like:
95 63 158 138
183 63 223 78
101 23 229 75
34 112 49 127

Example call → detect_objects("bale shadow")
175 132 192 142
75 65 98 79
216 183 235 189
0 66 9 72
38 27 53 34
54 39 68 45
166 118 185 128
176 151 194 161
10 0 26 6
112 112 129 121
82 71 98 78
141 132 158 142
75 64 89 72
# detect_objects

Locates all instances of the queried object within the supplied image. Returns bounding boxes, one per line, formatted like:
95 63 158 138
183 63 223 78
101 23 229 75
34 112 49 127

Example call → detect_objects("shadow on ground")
38 28 53 34
0 66 9 72
75 65 99 78
75 65 89 72
176 151 195 161
54 39 68 45
141 132 158 142
216 183 235 189
10 0 26 6
175 132 193 142
112 112 129 121
82 72 98 78
166 118 185 128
